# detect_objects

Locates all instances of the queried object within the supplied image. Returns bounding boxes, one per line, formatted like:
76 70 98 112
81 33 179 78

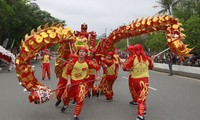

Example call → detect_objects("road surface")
0 60 200 120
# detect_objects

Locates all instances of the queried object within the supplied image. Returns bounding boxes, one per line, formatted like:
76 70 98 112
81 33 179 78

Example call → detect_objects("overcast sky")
35 0 161 36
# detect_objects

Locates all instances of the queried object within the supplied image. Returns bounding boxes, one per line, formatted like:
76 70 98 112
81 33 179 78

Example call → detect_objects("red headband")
133 44 147 62
108 52 114 58
127 45 136 53
78 46 88 53
69 54 78 58
90 49 96 54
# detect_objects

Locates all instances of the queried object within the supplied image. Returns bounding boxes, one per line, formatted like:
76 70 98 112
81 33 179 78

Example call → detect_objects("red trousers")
42 63 50 79
62 80 87 116
99 75 117 100
98 74 106 94
85 75 95 93
56 77 67 101
129 76 149 116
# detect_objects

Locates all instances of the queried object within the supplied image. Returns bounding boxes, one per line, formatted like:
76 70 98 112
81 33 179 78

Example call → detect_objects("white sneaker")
136 116 145 120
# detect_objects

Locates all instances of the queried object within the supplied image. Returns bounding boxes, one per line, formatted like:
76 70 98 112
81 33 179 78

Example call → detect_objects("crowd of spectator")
119 50 200 67
152 52 200 67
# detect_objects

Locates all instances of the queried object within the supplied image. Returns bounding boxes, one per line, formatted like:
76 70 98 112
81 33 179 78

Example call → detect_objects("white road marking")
122 76 128 79
148 86 157 91
122 76 157 91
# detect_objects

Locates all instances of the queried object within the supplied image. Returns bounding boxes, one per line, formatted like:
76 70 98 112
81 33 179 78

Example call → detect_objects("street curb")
153 67 200 80
153 63 200 80
121 59 200 80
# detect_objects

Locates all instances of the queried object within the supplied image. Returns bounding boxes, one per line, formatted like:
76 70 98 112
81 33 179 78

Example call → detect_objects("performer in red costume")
122 44 154 120
61 46 100 120
86 49 100 97
74 23 97 48
114 49 122 77
55 54 76 107
41 49 51 80
97 55 107 96
124 46 138 105
99 52 117 101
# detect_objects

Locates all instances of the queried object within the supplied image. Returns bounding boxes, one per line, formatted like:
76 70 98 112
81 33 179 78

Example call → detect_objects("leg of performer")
92 83 98 96
46 63 51 79
61 87 75 112
136 78 149 120
74 84 87 120
90 81 96 97
104 75 116 101
42 63 46 80
55 78 67 106
74 101 84 119
85 76 95 98
98 74 106 95
129 76 138 105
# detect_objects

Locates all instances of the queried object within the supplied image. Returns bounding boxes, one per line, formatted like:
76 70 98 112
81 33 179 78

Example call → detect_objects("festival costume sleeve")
65 59 76 85
122 55 135 71
147 57 154 70
92 60 100 80
87 59 98 70
62 61 68 68
100 60 107 67
88 60 100 78
66 59 77 76
95 56 101 64
94 59 100 71
61 62 69 80
102 59 114 67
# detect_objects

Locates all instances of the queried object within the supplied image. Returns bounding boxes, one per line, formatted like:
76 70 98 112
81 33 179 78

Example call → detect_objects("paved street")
0 60 200 120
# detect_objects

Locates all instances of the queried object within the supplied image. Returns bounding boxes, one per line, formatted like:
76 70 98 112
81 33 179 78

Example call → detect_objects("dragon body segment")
96 16 192 60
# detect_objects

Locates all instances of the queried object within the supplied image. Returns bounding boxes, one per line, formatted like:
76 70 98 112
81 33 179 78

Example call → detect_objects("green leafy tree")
115 33 167 54
116 38 127 50
50 43 59 52
144 32 167 53
0 0 14 45
153 0 181 15
183 15 200 56
0 0 65 50
173 0 200 21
